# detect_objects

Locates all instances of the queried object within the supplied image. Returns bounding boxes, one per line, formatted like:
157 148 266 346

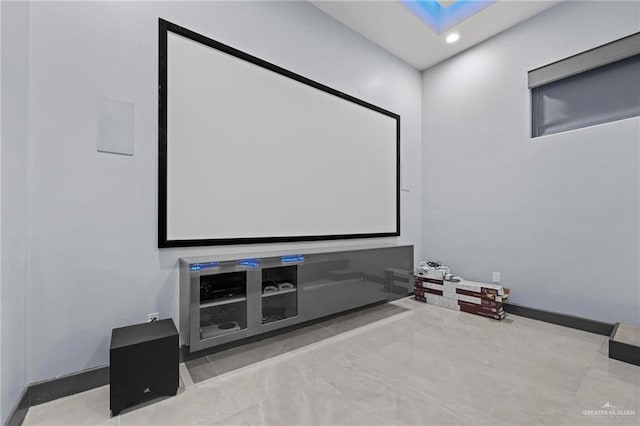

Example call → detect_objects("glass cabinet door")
198 271 248 341
261 265 298 325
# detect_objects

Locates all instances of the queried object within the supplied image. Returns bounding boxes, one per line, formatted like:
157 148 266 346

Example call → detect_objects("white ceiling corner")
311 0 563 70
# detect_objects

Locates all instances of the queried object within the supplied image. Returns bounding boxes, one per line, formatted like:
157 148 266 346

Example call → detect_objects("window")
530 33 640 138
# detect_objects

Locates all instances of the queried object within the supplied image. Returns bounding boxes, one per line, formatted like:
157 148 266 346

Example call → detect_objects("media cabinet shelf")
180 243 413 352
261 288 297 298
262 314 299 325
200 296 247 309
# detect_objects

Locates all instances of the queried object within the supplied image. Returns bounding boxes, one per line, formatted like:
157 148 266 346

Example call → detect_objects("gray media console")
179 244 413 352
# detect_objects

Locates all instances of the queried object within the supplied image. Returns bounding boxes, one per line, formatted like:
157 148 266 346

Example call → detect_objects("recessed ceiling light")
446 33 460 43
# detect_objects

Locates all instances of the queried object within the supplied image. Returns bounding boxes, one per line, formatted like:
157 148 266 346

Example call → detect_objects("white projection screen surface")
159 20 400 247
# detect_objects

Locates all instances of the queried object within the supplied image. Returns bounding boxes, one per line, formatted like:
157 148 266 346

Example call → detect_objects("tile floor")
24 298 640 425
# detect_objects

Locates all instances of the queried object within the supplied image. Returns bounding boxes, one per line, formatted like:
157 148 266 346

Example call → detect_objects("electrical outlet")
147 313 159 322
492 272 501 283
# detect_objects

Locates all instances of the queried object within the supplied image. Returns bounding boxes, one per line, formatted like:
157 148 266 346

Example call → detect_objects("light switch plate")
401 163 409 192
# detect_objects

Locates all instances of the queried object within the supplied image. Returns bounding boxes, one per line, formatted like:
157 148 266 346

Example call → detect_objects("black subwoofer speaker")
110 318 179 415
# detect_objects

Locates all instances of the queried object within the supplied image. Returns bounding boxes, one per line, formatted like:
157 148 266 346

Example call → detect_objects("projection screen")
158 20 400 247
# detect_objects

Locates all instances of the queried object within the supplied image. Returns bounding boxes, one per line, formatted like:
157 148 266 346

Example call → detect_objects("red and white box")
413 275 509 321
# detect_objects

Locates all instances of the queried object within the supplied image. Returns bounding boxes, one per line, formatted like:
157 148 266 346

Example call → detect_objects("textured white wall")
26 1 422 383
1 0 30 421
421 1 640 325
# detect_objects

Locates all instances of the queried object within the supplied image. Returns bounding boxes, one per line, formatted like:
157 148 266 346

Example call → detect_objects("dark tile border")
3 366 109 426
4 388 28 426
609 322 620 339
503 302 615 336
608 323 640 366
29 365 109 407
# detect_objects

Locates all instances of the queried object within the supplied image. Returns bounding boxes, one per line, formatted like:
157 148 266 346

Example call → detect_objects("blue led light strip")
281 255 304 263
236 258 260 268
189 261 219 271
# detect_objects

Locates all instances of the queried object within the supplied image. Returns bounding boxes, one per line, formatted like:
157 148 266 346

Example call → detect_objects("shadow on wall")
86 336 109 371
155 267 178 324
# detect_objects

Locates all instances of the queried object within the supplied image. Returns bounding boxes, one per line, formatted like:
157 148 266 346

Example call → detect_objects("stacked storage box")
414 274 509 320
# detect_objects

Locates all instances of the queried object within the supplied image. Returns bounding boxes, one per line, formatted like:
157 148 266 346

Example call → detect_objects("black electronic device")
199 272 246 303
110 318 179 416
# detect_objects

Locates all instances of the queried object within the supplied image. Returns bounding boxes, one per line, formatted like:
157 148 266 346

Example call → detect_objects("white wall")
26 1 422 383
1 0 3 417
1 3 3 420
421 1 640 325
1 0 30 421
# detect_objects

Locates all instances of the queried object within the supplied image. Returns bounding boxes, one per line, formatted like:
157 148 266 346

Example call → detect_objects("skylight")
400 0 496 34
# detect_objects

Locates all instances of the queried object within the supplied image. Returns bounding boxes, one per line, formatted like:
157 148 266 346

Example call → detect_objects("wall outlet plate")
147 313 159 322
492 272 501 283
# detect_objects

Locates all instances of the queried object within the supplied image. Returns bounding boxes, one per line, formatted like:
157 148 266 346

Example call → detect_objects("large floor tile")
322 362 399 422
320 303 409 335
23 386 116 426
206 337 285 375
480 378 574 425
283 333 373 382
589 350 640 387
271 324 337 352
572 374 639 415
257 376 388 426
394 387 470 425
561 355 640 425
119 383 240 426
497 351 591 398
185 356 218 383
21 301 640 426
212 403 265 426
346 315 413 352
209 354 310 412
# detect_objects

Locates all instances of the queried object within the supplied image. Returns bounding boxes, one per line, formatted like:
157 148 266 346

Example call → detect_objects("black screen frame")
158 18 401 248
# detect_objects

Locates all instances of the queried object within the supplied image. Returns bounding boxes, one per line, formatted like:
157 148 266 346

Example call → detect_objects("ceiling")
311 0 562 70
